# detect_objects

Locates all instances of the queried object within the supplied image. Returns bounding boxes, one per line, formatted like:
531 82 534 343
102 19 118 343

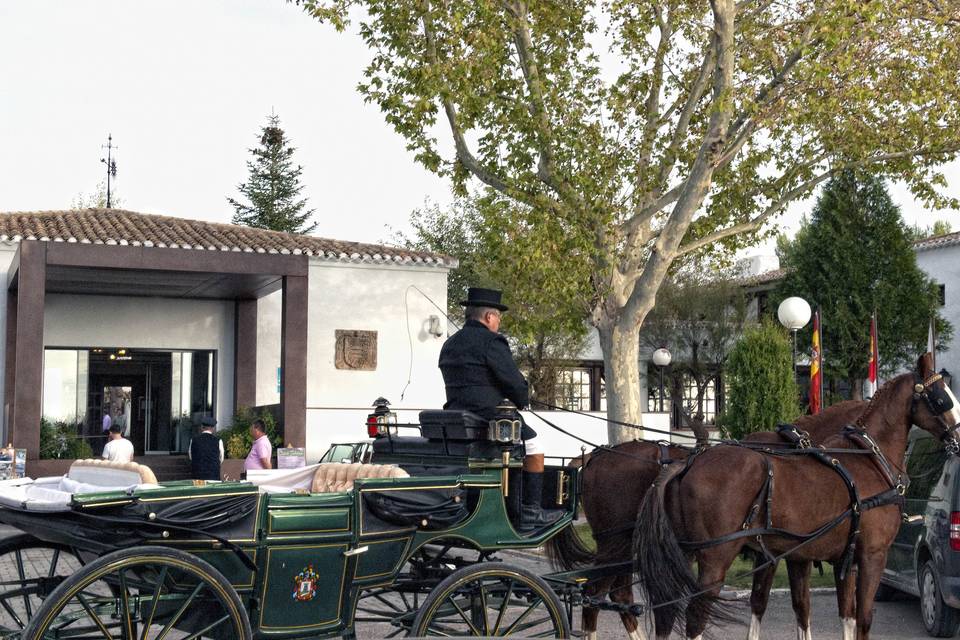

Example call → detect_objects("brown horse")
634 354 960 640
546 400 866 640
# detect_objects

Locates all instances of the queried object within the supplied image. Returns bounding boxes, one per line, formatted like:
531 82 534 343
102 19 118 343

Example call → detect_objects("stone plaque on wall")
335 330 378 370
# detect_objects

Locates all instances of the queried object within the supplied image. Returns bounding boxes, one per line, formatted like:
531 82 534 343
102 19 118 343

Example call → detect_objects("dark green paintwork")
11 451 579 639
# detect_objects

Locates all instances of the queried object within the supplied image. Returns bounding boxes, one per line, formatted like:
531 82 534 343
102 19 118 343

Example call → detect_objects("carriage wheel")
0 534 86 637
410 563 570 638
22 546 252 640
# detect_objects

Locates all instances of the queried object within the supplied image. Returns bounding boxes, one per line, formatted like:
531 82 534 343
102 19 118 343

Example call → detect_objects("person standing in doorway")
189 417 224 480
244 419 273 471
102 423 134 463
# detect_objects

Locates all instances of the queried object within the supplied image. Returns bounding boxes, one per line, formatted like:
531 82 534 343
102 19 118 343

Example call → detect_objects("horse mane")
854 371 911 430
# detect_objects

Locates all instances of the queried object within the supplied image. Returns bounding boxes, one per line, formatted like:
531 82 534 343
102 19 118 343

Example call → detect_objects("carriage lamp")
489 401 522 444
941 368 953 391
366 397 398 438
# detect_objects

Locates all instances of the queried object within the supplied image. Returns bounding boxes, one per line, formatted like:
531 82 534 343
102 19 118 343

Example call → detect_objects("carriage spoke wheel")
410 564 570 638
0 533 86 637
22 546 252 640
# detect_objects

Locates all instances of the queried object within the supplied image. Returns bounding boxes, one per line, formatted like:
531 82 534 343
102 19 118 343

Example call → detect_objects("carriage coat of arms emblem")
292 565 320 602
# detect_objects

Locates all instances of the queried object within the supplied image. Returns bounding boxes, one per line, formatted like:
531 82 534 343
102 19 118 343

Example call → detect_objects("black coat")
439 320 535 438
190 432 222 481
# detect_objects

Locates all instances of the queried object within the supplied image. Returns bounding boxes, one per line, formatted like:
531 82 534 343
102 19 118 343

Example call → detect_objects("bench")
248 462 409 494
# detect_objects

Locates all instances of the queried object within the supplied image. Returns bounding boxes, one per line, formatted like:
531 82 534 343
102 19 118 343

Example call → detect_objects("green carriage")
0 405 599 639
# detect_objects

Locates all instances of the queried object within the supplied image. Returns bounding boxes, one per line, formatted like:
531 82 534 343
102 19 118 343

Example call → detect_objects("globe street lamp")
652 348 672 412
777 296 812 379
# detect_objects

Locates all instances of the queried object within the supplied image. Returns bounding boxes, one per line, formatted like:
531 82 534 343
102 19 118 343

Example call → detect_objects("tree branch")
676 144 960 257
637 5 673 171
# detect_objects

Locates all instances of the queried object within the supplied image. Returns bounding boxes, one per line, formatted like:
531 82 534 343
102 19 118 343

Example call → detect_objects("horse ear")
917 352 934 377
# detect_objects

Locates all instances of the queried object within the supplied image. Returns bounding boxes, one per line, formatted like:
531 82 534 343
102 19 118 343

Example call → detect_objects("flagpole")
819 308 824 409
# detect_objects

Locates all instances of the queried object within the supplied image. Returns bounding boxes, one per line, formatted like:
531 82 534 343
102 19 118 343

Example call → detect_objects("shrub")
39 417 94 460
223 407 281 459
718 322 801 440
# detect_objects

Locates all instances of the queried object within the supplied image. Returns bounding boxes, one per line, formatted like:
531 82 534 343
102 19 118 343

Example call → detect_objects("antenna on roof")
100 134 118 208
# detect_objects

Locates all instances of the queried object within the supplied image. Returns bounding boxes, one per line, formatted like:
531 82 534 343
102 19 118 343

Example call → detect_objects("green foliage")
718 323 799 440
395 194 592 401
39 417 94 460
223 407 281 459
71 180 123 210
228 114 316 234
296 0 960 430
906 219 954 241
775 171 951 388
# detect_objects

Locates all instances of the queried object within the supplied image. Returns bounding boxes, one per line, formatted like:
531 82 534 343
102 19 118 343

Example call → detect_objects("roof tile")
0 209 456 267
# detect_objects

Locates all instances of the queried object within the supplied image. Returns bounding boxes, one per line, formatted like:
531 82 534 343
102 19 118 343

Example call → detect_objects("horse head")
910 352 960 453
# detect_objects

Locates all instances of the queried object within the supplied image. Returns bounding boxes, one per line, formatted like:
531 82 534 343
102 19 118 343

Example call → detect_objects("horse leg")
748 557 777 640
582 577 610 640
609 573 647 640
786 560 812 640
855 551 887 640
834 564 857 640
685 546 740 640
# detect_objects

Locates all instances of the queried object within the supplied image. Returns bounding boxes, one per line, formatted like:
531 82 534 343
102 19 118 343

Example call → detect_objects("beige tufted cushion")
69 459 159 486
310 463 409 493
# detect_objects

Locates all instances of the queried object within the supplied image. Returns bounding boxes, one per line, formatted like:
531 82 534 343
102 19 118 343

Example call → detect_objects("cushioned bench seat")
0 459 160 512
249 462 409 494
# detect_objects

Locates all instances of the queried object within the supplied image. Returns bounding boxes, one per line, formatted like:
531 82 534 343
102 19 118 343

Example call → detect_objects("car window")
904 428 949 502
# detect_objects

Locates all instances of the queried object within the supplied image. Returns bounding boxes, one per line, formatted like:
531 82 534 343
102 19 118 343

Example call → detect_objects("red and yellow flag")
810 310 822 414
867 312 879 398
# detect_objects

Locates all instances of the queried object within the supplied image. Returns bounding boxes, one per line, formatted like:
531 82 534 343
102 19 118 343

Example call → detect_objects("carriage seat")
311 463 409 494
68 459 158 487
418 410 487 441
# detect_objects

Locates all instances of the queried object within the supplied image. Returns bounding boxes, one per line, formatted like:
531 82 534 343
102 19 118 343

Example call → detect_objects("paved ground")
0 525 932 638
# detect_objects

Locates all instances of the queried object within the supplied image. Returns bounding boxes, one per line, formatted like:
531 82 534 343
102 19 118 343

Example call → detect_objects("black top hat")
460 287 508 312
200 416 217 428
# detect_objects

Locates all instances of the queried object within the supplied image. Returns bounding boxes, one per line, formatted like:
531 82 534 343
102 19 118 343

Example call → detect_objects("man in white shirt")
102 423 135 463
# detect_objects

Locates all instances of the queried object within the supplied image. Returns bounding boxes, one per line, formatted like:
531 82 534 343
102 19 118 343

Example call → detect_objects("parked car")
318 441 372 464
880 427 960 636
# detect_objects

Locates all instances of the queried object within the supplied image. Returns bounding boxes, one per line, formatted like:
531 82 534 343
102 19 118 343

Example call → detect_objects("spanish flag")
867 312 879 398
810 309 822 414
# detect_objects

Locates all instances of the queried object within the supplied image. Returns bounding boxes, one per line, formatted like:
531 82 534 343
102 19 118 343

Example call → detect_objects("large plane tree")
297 0 960 441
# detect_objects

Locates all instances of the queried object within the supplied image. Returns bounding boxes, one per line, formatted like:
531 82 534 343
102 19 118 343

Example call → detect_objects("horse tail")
545 524 595 571
633 462 699 636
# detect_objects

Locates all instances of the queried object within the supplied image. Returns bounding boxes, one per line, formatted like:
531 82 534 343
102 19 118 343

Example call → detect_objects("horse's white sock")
628 628 648 640
748 614 761 640
583 631 597 640
796 621 812 640
841 618 855 640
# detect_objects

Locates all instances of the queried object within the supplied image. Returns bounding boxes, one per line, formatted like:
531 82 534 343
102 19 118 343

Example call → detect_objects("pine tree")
228 115 316 234
776 170 951 399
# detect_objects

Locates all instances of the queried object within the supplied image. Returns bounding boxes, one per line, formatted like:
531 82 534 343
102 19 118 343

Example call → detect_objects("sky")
1 1 958 250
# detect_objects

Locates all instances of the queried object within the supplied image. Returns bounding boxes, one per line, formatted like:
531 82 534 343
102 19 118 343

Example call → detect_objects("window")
647 363 723 425
939 284 946 306
556 368 593 411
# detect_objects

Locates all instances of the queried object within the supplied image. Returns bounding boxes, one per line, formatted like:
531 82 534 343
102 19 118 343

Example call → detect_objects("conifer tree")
776 170 951 399
228 115 316 234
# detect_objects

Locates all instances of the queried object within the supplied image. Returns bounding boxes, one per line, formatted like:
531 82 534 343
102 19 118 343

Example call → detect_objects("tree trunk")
599 320 643 444
851 378 864 401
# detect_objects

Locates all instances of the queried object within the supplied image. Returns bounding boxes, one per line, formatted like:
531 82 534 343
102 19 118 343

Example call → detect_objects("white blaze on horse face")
748 614 761 640
944 385 960 428
841 617 856 640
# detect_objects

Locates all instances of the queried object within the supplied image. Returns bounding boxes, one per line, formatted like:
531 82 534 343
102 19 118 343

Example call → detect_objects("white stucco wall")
916 243 960 386
256 260 451 461
42 294 236 427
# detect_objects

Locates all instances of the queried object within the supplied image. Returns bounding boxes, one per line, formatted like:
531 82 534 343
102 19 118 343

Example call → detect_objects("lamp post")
652 348 672 412
777 297 812 380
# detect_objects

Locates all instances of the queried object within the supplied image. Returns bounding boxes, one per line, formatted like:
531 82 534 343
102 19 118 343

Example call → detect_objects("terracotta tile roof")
738 267 786 287
0 209 456 267
914 230 960 252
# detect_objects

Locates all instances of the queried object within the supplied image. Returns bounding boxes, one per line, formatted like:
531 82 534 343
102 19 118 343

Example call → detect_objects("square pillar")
234 299 258 410
4 293 17 443
280 275 307 448
12 241 46 458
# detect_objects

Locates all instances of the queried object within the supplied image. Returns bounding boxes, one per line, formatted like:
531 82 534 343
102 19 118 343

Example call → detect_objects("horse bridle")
912 370 960 454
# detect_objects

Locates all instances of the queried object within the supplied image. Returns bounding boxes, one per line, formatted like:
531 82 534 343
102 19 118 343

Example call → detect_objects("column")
280 275 308 448
234 299 258 410
12 241 45 458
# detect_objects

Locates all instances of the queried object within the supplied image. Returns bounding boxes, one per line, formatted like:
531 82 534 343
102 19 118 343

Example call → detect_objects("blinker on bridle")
912 371 960 453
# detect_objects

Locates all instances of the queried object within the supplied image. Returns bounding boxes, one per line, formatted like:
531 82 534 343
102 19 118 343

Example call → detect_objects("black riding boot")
520 471 563 531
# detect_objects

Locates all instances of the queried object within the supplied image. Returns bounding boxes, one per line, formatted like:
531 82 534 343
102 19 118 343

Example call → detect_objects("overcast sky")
1 1 957 250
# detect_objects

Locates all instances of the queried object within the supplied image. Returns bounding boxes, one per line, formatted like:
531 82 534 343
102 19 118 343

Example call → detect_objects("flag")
928 317 938 369
810 309 822 414
867 312 879 398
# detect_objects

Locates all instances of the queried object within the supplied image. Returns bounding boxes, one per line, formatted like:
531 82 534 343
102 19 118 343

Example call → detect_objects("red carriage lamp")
366 397 398 438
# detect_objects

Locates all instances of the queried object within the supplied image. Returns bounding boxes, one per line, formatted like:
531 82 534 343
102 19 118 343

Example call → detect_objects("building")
0 209 454 476
914 230 960 381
